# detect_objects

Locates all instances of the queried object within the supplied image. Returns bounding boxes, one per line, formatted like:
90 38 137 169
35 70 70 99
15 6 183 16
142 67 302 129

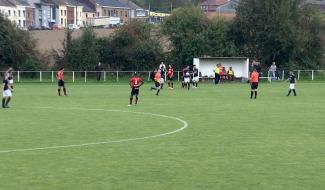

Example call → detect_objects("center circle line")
0 107 188 154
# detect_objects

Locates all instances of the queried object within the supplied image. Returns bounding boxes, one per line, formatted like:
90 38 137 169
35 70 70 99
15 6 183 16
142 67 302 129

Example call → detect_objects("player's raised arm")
138 79 144 87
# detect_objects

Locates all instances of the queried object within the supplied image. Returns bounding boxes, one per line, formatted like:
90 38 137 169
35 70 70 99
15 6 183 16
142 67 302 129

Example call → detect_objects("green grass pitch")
0 82 324 190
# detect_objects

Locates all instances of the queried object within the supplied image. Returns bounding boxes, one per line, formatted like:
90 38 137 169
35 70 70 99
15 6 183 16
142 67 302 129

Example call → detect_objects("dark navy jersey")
193 68 199 77
160 69 165 78
160 65 166 78
183 68 188 76
3 79 9 90
184 71 190 78
289 75 296 84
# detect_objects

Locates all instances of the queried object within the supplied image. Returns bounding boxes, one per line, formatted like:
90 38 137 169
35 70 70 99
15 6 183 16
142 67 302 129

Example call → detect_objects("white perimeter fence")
0 70 324 83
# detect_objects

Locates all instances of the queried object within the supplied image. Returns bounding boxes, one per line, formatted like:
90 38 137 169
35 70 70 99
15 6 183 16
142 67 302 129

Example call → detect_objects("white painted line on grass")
0 107 188 154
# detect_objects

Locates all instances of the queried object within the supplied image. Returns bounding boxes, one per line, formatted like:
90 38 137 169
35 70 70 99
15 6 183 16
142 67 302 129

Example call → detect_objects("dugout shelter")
193 57 250 81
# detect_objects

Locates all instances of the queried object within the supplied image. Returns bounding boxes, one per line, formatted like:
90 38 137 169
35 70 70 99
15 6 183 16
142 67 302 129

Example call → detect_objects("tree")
162 5 238 69
98 20 164 70
73 27 99 71
57 28 99 71
0 14 39 70
230 0 325 69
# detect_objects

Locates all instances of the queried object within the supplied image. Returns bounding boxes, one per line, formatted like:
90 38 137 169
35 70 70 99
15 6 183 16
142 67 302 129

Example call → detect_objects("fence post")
40 71 42 82
177 71 180 81
165 71 167 81
104 71 106 82
18 71 20 82
282 70 285 80
312 70 314 81
73 71 75 83
117 71 119 82
52 71 54 82
148 71 150 81
85 71 87 83
298 70 300 80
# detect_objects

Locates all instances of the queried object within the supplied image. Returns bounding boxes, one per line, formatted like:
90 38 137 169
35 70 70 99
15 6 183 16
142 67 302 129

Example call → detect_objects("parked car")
52 24 63 30
68 24 80 30
17 26 28 31
28 25 42 30
104 22 123 29
41 25 51 30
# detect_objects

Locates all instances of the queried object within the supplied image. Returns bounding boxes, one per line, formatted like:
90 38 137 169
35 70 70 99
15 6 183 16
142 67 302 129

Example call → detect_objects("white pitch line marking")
0 107 188 154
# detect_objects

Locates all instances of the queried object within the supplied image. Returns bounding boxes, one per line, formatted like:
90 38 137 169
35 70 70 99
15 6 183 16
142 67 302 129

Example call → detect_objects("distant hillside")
133 0 201 12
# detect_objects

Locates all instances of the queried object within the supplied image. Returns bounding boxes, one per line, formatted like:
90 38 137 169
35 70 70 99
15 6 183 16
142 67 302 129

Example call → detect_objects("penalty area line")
0 107 188 154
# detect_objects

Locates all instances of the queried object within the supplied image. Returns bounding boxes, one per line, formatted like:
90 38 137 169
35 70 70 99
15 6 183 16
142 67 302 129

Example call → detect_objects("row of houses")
200 0 325 20
0 0 148 29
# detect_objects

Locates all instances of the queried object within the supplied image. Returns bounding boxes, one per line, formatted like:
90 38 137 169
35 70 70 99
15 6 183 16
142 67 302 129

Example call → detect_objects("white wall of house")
0 6 17 24
73 5 83 26
59 5 67 27
16 5 26 27
82 11 95 27
0 5 27 28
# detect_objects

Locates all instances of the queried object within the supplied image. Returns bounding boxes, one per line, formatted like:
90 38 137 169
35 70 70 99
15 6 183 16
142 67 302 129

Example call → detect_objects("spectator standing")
227 67 234 81
269 62 277 81
95 62 103 82
213 64 221 85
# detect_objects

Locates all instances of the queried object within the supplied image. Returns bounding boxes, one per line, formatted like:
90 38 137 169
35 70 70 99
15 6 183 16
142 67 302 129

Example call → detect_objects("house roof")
201 0 229 6
75 0 96 12
9 0 31 6
117 0 142 9
304 0 325 5
216 0 238 13
303 0 325 11
0 0 15 6
96 0 129 8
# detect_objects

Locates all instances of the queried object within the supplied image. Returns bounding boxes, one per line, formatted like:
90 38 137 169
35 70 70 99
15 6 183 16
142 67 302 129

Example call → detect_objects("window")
23 20 25 27
18 10 20 17
18 20 21 26
86 13 88 18
8 10 10 16
23 10 25 17
93 14 95 17
64 10 66 16
104 10 106 15
61 18 63 24
14 10 16 16
61 10 63 16
97 12 99 17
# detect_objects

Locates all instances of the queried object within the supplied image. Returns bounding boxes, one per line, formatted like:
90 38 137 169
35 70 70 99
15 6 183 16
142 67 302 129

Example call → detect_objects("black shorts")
168 76 173 81
251 82 258 90
58 80 65 87
155 81 160 87
131 88 139 96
